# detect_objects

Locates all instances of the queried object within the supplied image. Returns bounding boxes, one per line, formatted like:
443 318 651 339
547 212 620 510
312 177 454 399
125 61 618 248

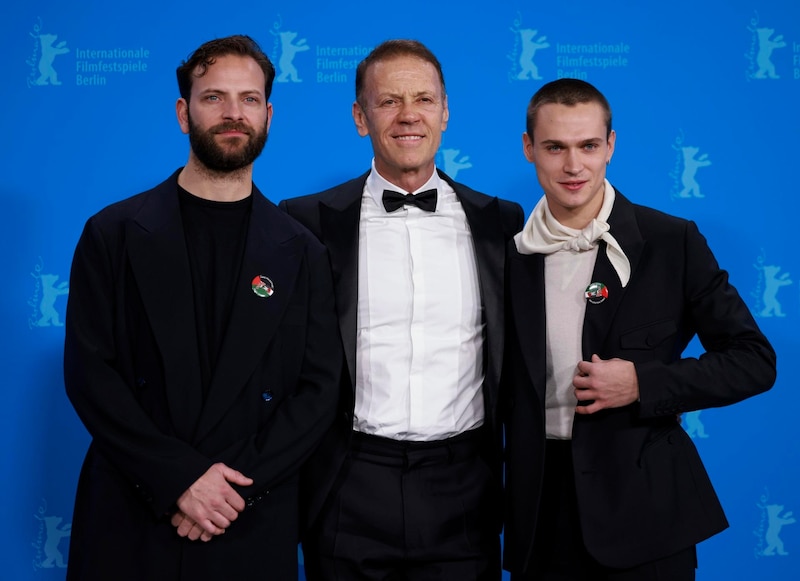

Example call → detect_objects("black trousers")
303 429 501 581
513 439 697 581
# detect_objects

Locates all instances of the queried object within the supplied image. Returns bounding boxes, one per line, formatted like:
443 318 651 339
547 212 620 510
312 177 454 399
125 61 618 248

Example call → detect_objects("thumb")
591 353 603 363
221 465 253 486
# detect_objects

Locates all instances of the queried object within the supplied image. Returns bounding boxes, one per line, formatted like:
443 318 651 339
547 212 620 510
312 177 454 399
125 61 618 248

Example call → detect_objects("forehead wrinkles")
366 59 443 99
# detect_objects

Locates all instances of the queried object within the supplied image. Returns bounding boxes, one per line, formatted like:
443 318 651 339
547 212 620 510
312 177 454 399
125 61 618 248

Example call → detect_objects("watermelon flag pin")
251 275 275 298
584 282 608 304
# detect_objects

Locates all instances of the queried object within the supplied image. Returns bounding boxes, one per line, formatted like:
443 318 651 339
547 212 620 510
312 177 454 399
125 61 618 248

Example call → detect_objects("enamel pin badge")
584 282 608 304
251 275 275 298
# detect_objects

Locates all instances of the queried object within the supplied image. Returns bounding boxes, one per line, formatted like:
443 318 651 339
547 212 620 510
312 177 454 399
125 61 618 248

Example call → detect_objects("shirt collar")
364 159 442 206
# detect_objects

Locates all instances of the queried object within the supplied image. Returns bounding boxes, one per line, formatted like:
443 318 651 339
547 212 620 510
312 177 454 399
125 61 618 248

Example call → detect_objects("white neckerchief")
514 180 630 287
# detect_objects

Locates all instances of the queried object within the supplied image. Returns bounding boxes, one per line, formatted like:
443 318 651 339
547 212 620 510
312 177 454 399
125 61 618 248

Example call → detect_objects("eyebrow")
197 87 264 97
540 137 603 146
376 89 438 99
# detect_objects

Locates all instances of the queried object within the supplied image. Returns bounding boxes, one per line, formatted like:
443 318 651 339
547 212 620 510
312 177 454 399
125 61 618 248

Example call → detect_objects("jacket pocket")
619 319 677 350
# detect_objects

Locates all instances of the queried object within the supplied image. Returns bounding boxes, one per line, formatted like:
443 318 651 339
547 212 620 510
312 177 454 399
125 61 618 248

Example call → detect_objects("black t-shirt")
178 185 252 399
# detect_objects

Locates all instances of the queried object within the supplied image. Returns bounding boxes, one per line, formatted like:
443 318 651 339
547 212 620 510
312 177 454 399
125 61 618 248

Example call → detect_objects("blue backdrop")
3 1 797 579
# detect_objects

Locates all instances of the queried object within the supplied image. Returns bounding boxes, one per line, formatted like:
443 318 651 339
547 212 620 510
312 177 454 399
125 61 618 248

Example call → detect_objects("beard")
187 113 268 173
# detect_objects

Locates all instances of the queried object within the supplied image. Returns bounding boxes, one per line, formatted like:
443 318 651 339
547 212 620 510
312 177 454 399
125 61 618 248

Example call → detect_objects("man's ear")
353 101 369 137
176 98 190 135
522 132 535 163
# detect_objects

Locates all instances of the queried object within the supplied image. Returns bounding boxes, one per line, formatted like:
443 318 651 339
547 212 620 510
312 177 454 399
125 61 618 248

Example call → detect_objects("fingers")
573 355 639 412
575 401 601 415
183 517 220 541
176 464 248 535
178 464 245 535
172 510 223 541
208 497 239 525
171 511 184 529
574 356 600 412
189 521 220 541
220 464 254 488
207 463 251 514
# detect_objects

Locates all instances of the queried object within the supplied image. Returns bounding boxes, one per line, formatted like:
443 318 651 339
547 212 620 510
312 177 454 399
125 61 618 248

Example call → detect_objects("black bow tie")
382 189 437 213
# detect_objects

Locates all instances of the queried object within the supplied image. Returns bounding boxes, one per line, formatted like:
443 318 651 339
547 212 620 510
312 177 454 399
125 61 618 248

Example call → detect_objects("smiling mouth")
394 135 423 141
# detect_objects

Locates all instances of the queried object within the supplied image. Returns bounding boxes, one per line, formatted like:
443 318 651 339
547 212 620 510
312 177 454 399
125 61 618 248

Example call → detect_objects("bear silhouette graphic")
275 31 309 82
759 265 791 318
40 516 71 568
34 33 69 86
752 28 786 80
441 148 472 180
763 504 795 556
36 273 69 327
677 146 711 199
517 29 549 80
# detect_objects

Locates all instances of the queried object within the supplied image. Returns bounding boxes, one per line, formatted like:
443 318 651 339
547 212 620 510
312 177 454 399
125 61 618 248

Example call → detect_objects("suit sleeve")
64 217 213 516
635 220 776 418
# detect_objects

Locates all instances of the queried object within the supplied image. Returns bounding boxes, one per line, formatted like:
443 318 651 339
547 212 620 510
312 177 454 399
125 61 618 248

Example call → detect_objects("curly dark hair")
176 35 275 102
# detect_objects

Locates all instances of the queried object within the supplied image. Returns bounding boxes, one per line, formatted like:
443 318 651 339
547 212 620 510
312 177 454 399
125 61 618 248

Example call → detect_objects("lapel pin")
584 282 608 304
251 275 275 298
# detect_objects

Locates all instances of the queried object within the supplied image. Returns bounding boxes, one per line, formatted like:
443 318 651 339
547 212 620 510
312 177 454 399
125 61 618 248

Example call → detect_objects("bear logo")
34 33 69 86
752 27 786 80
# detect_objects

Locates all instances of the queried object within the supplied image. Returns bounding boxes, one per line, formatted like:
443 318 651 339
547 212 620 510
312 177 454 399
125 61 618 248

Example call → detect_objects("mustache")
211 122 253 135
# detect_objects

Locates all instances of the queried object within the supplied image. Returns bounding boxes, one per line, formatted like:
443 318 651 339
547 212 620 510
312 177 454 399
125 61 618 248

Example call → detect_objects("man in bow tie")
280 39 523 580
502 78 776 580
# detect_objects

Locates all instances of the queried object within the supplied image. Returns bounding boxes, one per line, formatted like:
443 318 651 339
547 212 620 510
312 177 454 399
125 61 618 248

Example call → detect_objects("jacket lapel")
319 178 365 391
193 188 303 443
126 173 203 442
446 174 507 406
508 247 548 397
581 191 645 358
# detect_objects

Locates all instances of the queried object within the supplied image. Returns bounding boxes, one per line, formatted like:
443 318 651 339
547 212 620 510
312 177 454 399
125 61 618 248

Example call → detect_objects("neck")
378 165 436 194
548 207 596 230
548 193 604 230
178 156 253 202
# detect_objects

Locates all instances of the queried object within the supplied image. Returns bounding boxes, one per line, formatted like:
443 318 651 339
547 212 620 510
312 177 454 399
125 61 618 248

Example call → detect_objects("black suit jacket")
64 170 342 580
280 170 524 529
502 189 776 573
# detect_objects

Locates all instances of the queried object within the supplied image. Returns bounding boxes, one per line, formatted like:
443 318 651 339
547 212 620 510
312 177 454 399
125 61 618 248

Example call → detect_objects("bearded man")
63 35 341 581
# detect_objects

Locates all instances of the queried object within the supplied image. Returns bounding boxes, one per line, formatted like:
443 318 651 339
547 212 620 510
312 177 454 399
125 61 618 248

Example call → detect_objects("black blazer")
502 189 776 573
64 170 342 580
280 170 524 529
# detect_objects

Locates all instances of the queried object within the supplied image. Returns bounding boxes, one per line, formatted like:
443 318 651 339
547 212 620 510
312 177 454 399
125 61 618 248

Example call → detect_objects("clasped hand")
572 354 639 414
171 462 253 542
